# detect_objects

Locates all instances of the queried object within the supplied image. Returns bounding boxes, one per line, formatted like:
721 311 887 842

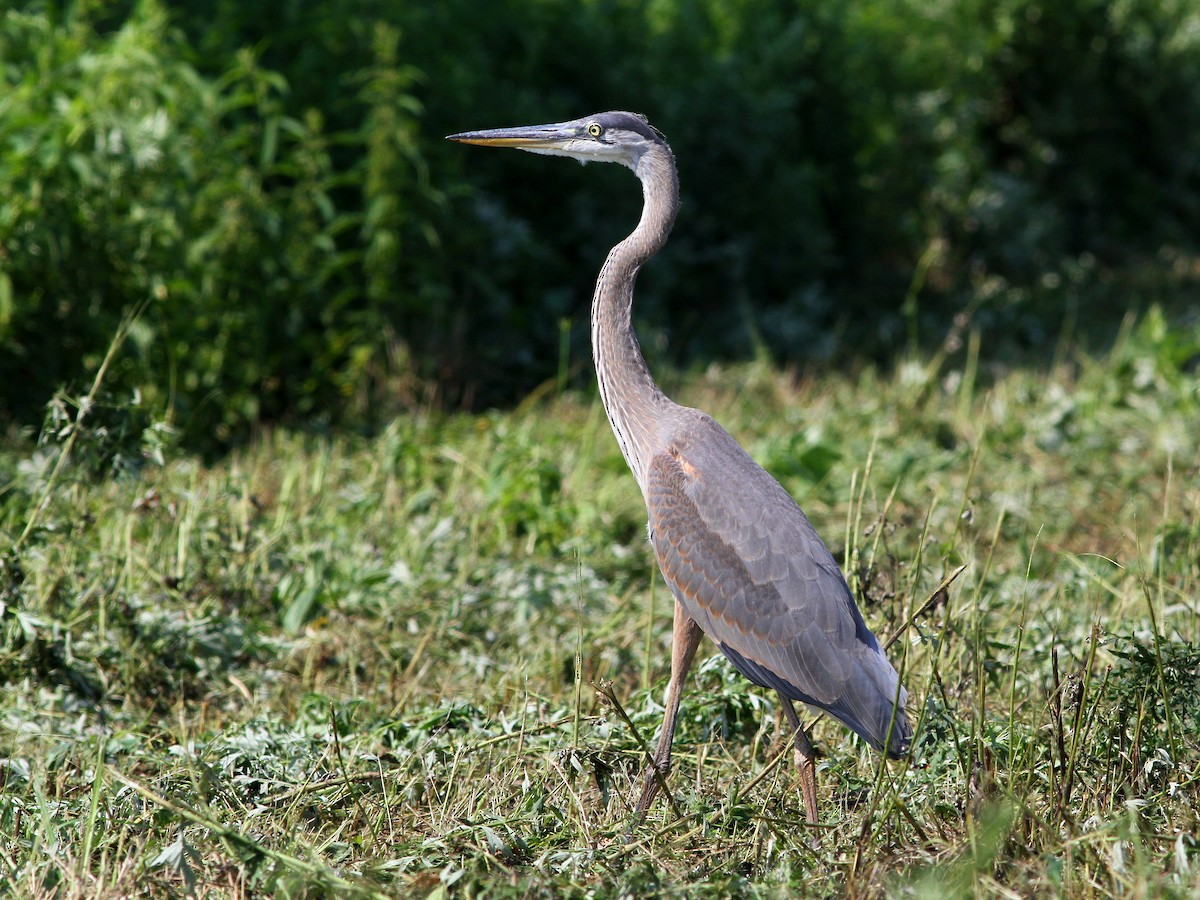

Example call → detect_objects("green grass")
2 306 1199 897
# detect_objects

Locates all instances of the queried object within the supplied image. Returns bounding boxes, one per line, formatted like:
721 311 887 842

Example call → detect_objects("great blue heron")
448 111 911 825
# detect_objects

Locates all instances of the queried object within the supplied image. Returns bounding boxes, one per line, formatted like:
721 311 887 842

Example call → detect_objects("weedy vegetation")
2 306 1198 898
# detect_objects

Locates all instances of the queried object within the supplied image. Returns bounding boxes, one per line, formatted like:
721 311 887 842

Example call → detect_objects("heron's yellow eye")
587 123 603 137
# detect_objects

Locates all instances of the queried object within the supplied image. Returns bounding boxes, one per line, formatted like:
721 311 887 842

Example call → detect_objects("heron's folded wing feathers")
646 415 911 756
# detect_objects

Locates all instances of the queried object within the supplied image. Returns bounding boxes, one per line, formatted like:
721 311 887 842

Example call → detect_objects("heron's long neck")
592 143 680 491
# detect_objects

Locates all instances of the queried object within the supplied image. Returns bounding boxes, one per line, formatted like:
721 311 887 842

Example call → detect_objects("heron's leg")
634 599 702 819
780 698 820 826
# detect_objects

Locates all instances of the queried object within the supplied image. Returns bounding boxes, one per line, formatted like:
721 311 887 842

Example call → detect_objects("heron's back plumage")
646 411 911 757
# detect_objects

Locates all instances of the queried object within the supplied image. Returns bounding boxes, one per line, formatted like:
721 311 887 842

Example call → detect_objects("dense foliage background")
2 0 1199 450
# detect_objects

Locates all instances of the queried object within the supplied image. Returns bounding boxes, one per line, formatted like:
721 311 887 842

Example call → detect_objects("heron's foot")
793 744 820 828
779 700 821 829
633 759 670 822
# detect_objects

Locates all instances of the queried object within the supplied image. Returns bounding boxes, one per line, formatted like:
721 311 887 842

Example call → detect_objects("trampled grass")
2 307 1199 897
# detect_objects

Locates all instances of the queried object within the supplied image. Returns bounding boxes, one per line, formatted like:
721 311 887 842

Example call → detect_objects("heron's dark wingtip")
883 717 914 759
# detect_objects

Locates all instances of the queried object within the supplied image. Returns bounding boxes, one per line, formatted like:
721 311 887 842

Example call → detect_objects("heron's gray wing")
645 414 911 756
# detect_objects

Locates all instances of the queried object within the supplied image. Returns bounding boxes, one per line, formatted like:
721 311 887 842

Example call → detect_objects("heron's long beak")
446 122 575 149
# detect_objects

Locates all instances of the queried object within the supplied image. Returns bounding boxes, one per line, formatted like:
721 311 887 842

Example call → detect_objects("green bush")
1 3 439 449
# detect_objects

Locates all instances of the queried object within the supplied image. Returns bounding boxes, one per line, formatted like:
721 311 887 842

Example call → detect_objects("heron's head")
447 111 664 174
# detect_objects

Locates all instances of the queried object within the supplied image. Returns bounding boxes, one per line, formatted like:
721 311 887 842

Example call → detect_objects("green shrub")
0 3 437 450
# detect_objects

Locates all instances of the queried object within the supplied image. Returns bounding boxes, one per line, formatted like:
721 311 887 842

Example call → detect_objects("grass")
2 305 1199 897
